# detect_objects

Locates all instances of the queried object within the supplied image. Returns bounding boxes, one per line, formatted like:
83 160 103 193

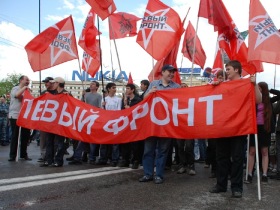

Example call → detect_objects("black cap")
42 77 54 83
162 64 177 71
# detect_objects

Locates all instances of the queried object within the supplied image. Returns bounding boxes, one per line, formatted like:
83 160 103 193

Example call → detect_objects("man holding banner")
209 60 262 198
139 64 180 184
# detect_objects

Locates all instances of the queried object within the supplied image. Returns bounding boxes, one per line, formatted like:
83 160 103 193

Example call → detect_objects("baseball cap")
50 77 65 84
42 77 54 83
162 64 177 71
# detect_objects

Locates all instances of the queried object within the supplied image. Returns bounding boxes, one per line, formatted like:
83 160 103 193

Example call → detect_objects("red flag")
86 0 116 20
127 72 133 84
82 39 100 78
136 0 183 60
109 12 141 39
148 39 182 84
79 9 101 58
248 0 280 64
198 0 234 38
200 0 264 74
212 48 223 75
25 16 78 72
181 21 206 69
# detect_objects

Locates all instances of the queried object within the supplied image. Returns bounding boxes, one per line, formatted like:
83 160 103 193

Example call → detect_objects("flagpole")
180 7 191 75
39 0 42 94
97 16 106 106
77 57 85 90
190 17 199 87
108 17 124 92
274 64 276 89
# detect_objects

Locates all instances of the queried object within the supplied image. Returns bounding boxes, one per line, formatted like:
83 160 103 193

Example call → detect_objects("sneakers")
154 176 164 184
68 160 82 165
139 175 153 182
232 191 242 198
177 167 187 174
244 174 253 184
188 165 196 175
52 162 63 167
8 158 15 161
131 161 139 169
262 175 268 183
40 162 50 167
37 158 45 162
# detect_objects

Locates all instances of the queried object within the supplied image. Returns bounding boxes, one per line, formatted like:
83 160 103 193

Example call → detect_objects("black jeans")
9 118 30 159
45 133 65 165
216 136 246 192
177 139 194 166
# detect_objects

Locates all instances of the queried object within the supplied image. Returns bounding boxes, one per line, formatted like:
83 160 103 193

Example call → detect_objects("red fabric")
212 48 223 75
81 39 100 78
25 16 78 72
136 0 183 60
18 79 257 143
86 0 116 20
79 9 101 58
127 72 133 84
181 21 206 69
208 0 264 74
198 0 234 38
109 12 141 39
248 0 280 64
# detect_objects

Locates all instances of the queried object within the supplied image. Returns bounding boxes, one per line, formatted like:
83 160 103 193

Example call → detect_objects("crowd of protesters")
3 61 280 199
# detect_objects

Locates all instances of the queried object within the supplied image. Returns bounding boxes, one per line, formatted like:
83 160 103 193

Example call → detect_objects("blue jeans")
73 141 97 161
142 137 172 179
198 139 207 160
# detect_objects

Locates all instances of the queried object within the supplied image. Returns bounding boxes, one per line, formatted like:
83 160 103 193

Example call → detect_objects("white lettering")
104 116 129 134
150 97 170 125
172 98 195 126
198 95 223 125
130 103 149 130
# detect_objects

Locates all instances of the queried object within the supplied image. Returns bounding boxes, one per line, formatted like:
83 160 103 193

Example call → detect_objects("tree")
0 73 22 99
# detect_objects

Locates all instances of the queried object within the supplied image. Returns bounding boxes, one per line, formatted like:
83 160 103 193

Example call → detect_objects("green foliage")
0 73 22 97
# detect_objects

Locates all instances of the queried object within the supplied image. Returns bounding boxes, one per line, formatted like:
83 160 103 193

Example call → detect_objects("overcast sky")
0 0 279 89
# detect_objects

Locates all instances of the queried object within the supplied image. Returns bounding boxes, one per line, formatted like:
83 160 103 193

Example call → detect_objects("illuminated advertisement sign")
72 70 128 81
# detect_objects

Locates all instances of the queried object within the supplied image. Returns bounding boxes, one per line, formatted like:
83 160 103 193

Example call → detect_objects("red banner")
17 79 256 144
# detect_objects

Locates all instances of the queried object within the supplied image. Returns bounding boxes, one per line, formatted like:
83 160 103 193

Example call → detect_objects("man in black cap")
139 64 180 184
37 76 56 163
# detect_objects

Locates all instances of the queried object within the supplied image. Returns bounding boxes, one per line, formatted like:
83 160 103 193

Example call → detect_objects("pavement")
0 141 280 210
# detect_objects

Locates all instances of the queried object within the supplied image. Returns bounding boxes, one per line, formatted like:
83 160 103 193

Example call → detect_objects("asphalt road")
0 141 279 210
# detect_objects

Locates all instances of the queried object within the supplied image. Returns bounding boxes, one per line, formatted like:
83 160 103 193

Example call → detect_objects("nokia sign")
72 70 128 81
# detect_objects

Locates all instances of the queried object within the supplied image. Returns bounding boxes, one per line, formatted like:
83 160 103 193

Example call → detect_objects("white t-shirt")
105 95 122 110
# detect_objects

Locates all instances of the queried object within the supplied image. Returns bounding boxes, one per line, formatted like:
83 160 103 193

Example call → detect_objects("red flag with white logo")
86 0 116 20
248 0 280 64
181 21 206 69
136 0 183 61
109 12 141 39
25 16 78 72
200 0 263 74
